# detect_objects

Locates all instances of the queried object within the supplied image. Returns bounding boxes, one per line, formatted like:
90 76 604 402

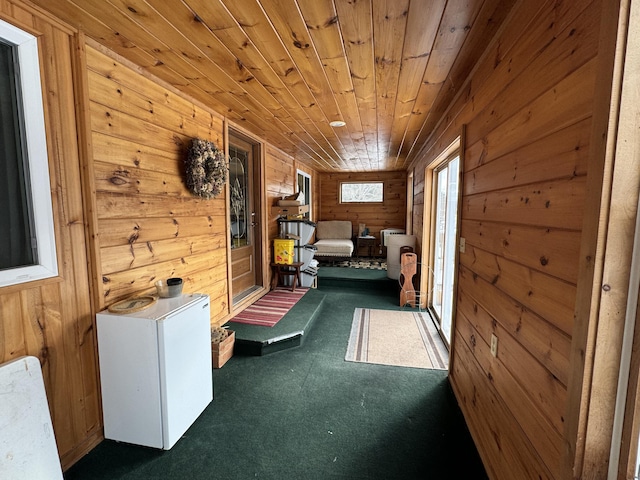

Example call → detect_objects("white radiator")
381 228 405 246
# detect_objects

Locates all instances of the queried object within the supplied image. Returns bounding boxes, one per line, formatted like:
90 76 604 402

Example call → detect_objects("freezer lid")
99 293 208 320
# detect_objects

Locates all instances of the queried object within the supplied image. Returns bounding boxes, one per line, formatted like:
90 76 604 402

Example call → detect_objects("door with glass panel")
229 135 262 303
429 154 460 347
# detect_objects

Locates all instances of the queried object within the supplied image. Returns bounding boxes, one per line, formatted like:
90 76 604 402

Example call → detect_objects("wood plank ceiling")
30 0 515 172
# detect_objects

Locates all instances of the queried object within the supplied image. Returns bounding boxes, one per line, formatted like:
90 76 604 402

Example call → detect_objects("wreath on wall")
185 138 228 199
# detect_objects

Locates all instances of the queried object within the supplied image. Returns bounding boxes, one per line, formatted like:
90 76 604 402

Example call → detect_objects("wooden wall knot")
37 344 49 360
109 177 126 185
325 16 338 27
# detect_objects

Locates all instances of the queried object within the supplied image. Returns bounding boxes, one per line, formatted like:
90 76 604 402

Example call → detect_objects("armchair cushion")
315 220 353 240
313 221 354 257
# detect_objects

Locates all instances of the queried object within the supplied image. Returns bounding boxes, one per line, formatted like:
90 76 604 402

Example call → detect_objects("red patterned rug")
229 287 308 327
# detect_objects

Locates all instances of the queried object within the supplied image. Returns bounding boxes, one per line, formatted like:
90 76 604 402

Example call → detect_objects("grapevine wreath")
185 138 228 199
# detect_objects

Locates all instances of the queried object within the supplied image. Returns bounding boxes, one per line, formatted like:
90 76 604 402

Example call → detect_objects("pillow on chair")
315 220 352 240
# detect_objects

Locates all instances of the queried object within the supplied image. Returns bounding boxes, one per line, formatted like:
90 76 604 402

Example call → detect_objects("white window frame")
0 19 58 287
296 169 312 219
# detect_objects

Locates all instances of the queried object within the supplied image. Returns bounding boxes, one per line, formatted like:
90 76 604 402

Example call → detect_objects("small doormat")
345 308 449 370
229 287 308 327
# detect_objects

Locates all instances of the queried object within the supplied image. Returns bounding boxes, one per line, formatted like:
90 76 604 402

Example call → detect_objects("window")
0 19 57 287
431 155 460 345
340 182 383 203
423 136 462 348
296 169 311 219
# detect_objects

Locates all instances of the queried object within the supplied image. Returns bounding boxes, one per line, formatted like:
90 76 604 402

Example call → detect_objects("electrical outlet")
459 237 466 253
490 334 498 357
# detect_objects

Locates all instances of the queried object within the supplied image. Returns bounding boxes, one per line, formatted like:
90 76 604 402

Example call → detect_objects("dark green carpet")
64 269 487 479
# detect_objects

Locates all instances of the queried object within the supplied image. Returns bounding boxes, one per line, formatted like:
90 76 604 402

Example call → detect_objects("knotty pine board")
459 219 581 284
452 337 555 480
0 2 103 470
86 43 230 314
463 118 591 197
97 216 220 248
457 265 571 386
460 245 576 335
455 310 564 475
408 1 599 476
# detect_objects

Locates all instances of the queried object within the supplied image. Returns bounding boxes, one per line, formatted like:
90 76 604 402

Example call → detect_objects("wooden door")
229 135 262 302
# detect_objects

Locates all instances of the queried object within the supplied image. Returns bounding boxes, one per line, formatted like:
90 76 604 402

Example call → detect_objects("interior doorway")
229 132 262 304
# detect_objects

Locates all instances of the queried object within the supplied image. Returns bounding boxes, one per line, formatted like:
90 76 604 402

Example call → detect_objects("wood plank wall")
318 171 407 242
409 0 599 478
266 145 297 244
0 1 102 469
85 43 230 321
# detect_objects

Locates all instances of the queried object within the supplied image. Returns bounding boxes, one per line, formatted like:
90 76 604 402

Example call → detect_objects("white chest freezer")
96 293 213 449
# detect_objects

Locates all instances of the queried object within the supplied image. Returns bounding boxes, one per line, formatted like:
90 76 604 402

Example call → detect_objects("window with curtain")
0 19 57 287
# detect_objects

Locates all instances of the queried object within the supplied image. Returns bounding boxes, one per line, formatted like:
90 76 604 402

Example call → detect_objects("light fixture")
329 120 346 127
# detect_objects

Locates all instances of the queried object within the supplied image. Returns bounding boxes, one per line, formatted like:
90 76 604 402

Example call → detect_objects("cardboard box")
212 330 235 369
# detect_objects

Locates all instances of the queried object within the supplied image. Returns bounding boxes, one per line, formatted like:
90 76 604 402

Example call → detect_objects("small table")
270 262 304 292
356 236 376 257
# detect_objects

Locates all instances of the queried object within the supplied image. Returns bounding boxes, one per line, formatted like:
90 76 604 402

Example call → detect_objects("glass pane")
441 156 460 343
430 155 460 346
0 40 34 269
229 147 249 249
297 170 311 219
340 182 383 203
432 167 448 320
